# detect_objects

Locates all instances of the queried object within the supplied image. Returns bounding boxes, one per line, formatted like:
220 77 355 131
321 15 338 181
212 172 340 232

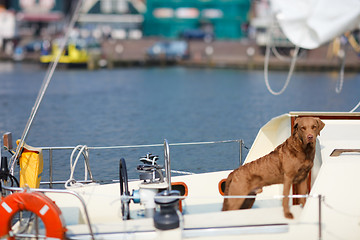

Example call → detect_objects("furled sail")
271 0 360 49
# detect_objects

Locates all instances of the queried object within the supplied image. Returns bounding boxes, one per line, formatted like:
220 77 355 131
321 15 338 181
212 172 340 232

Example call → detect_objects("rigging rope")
271 45 305 62
264 20 360 112
334 37 351 94
264 44 300 96
344 32 360 112
65 145 92 188
9 0 83 175
350 100 360 112
263 16 300 96
335 46 346 94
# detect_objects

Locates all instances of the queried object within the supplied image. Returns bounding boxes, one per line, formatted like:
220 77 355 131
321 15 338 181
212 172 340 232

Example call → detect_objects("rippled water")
0 62 359 181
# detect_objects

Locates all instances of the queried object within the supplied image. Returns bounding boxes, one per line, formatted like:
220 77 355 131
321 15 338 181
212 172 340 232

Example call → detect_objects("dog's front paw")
284 212 294 219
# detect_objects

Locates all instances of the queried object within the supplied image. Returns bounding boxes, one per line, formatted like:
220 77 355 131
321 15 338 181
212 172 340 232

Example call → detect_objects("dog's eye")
301 127 306 131
312 125 316 130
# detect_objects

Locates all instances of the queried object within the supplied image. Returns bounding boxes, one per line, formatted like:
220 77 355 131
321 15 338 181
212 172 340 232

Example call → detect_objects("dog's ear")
292 118 300 136
315 118 325 136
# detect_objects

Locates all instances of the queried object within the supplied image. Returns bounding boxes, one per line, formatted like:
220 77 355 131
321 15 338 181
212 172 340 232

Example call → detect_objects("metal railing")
164 139 172 191
39 139 245 188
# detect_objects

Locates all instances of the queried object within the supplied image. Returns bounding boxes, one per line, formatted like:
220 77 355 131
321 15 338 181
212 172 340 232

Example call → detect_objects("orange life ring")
0 191 66 240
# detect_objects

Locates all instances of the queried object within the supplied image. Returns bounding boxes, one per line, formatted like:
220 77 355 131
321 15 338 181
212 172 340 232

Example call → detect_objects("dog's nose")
307 134 314 142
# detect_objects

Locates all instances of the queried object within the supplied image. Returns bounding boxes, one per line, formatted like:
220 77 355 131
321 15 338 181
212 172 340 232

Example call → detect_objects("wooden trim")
290 111 360 116
330 149 360 157
291 116 297 204
291 116 311 205
290 112 360 120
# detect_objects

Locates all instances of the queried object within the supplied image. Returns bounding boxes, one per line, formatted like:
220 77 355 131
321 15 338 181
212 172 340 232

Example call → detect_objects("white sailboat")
1 0 360 239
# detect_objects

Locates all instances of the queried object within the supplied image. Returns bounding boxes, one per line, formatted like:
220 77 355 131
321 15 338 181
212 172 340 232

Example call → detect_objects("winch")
119 148 171 219
137 153 164 183
135 153 168 217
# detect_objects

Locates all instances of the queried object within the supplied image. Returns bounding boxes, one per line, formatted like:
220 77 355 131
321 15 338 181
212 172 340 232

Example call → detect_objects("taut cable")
10 0 83 175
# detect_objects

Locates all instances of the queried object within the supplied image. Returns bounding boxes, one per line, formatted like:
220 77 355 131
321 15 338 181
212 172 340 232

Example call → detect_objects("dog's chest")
292 160 313 184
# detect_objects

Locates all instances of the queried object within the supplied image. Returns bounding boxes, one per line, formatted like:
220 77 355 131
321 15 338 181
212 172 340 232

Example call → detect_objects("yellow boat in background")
40 38 101 68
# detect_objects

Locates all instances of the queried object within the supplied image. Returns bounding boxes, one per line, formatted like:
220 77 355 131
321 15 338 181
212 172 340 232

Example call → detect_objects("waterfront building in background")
76 0 144 40
8 0 69 37
1 0 252 42
144 0 251 40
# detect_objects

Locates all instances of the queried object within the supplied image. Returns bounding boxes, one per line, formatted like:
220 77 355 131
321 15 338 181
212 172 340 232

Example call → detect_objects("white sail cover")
271 0 360 49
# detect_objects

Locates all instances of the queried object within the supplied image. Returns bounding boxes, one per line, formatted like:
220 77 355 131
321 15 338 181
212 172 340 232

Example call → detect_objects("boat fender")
16 140 44 189
153 190 181 230
0 191 66 240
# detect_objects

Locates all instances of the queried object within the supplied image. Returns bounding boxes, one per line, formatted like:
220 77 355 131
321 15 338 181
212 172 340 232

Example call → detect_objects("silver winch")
120 140 172 220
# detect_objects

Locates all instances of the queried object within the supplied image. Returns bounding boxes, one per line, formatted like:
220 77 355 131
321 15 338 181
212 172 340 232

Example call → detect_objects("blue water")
0 62 359 181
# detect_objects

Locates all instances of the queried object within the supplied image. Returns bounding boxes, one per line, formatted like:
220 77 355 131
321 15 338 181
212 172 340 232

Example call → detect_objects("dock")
1 39 359 71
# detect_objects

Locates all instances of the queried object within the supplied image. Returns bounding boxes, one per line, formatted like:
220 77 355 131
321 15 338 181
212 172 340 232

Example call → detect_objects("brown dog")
222 117 325 219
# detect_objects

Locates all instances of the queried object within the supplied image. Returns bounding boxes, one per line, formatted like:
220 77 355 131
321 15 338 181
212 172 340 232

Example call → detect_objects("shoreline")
1 39 359 71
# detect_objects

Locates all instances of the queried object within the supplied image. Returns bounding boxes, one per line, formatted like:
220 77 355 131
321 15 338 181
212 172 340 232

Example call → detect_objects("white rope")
263 17 300 96
264 44 299 96
338 40 360 112
350 100 360 112
335 43 348 94
271 46 290 61
170 170 195 175
162 169 195 175
272 45 306 61
66 145 90 188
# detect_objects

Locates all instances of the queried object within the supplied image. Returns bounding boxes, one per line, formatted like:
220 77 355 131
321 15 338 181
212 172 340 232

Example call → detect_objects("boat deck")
27 113 360 239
